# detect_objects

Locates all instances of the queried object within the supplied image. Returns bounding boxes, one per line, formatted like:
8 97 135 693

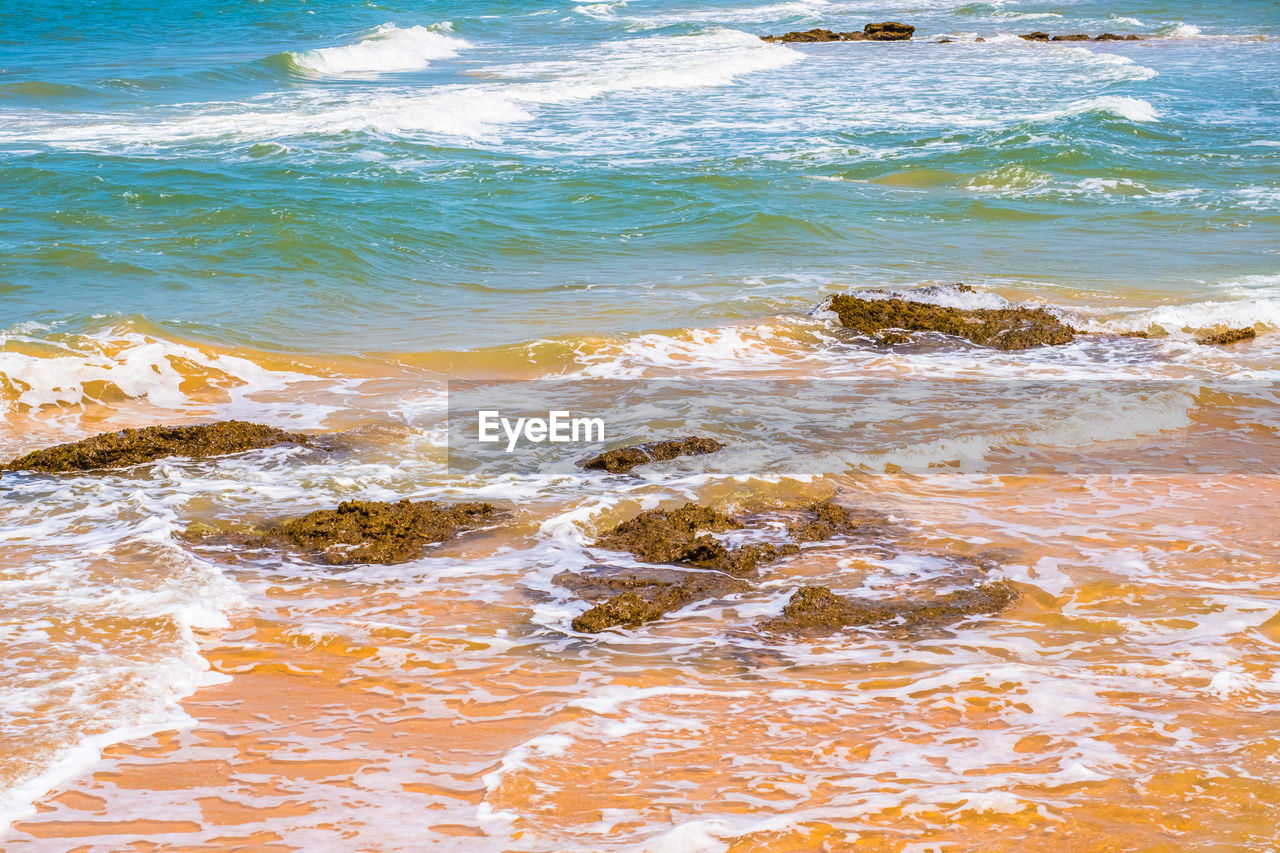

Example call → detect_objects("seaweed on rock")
578 436 725 474
3 421 315 474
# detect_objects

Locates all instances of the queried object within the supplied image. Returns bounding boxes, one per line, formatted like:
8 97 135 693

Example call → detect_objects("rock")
1020 31 1052 41
593 502 798 576
223 499 497 565
578 436 725 474
761 22 914 43
1095 33 1142 41
863 21 914 41
761 580 1020 633
974 37 986 43
786 500 888 542
936 38 953 44
1196 328 1256 346
761 28 852 43
826 294 1076 350
3 421 315 474
556 566 749 633
1052 33 1091 41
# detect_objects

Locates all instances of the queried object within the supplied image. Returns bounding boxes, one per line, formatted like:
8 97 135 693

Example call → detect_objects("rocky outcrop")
1021 31 1142 41
567 500 889 632
556 566 750 633
1196 327 1256 346
191 499 498 565
826 293 1076 350
3 421 315 474
762 22 914 43
761 580 1019 633
578 436 725 474
593 502 798 576
863 22 915 41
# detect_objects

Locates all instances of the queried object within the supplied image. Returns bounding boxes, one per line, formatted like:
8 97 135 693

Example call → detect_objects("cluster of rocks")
761 22 1149 45
556 500 1018 635
1019 32 1143 42
762 22 914 43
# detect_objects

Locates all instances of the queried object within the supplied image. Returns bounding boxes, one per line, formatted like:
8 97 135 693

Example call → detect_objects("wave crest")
288 23 468 75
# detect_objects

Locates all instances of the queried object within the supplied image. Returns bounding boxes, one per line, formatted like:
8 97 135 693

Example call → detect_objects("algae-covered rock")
579 436 725 474
863 21 914 40
1019 31 1051 41
249 499 496 565
3 421 314 474
826 294 1076 350
761 23 913 43
786 500 888 542
1052 33 1091 41
761 28 851 43
1095 32 1142 41
762 580 1019 634
556 566 749 633
1196 328 1256 346
592 502 799 576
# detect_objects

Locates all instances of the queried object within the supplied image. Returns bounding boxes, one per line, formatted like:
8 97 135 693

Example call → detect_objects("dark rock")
3 421 314 474
1052 33 1091 41
761 28 851 43
579 436 725 474
1020 31 1052 41
974 37 986 43
761 580 1020 633
556 566 749 633
863 21 914 41
1196 328 1256 346
202 499 498 565
761 22 914 43
936 38 954 44
1095 33 1142 41
786 500 888 542
826 294 1076 350
593 502 799 576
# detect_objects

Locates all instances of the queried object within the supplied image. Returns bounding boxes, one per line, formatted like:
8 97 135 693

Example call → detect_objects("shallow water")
2 0 1279 849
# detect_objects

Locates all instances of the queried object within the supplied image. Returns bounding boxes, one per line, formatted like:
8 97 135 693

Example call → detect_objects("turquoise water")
2 0 1278 352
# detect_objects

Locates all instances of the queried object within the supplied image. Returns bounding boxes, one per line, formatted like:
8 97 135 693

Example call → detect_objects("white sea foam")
1160 22 1203 39
289 23 468 75
1042 95 1160 124
0 29 798 148
0 325 324 421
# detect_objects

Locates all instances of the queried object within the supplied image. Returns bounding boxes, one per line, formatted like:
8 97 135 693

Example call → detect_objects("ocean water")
1 0 1279 849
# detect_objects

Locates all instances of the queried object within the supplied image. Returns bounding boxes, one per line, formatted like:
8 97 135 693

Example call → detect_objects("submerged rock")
762 580 1019 634
1196 327 1256 346
3 421 314 474
762 22 914 43
786 500 888 542
579 436 725 474
593 502 798 576
556 566 749 633
202 499 498 565
761 28 853 43
826 294 1076 350
1021 31 1142 42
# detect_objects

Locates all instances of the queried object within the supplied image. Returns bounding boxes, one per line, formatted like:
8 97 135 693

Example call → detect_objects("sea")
1 0 1279 849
